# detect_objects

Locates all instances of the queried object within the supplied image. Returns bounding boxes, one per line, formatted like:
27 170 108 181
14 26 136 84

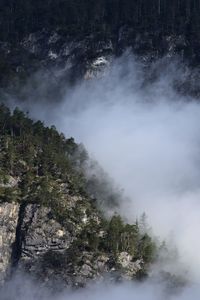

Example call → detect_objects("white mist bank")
2 273 200 300
7 55 200 297
2 277 166 300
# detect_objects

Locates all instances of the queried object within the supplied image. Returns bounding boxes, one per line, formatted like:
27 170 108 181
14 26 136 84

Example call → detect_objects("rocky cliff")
0 202 19 283
0 199 144 288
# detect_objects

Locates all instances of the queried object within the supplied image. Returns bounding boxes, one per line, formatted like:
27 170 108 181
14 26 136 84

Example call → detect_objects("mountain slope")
0 104 156 287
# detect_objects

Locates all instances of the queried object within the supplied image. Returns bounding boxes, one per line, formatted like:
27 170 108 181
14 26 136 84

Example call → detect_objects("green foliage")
0 186 20 203
107 215 124 254
0 104 87 203
137 234 156 263
106 214 156 262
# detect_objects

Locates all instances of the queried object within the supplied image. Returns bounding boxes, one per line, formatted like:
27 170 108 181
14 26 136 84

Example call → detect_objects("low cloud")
0 273 179 300
6 54 200 297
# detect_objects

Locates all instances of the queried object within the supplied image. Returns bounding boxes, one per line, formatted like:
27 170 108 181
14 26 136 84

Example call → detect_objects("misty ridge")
2 52 200 299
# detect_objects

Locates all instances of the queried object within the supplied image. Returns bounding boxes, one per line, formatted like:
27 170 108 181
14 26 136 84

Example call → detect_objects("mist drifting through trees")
2 54 200 298
1 0 200 298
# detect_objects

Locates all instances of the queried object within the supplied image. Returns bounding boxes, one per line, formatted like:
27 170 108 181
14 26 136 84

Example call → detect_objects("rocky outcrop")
15 204 75 276
15 203 143 287
0 200 144 287
20 204 74 258
117 252 143 280
0 202 19 284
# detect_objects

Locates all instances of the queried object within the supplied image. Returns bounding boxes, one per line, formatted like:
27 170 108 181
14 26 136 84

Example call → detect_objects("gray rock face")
14 203 111 287
117 252 143 280
0 202 19 284
10 203 76 286
0 200 144 288
20 204 73 257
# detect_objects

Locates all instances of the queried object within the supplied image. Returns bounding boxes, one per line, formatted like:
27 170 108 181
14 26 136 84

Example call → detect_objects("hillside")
0 104 156 287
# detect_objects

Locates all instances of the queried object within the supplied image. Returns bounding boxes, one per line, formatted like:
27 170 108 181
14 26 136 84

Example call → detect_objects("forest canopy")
0 0 200 42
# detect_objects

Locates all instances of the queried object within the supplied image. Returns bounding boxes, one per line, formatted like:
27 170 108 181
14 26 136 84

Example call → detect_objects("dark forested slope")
0 0 200 93
1 0 200 44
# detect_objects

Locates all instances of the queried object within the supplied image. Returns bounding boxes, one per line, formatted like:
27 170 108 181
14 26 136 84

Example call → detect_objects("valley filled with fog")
4 54 200 299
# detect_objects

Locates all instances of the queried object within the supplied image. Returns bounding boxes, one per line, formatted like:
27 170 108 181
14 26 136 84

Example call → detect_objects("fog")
2 272 200 300
0 272 196 300
6 54 200 298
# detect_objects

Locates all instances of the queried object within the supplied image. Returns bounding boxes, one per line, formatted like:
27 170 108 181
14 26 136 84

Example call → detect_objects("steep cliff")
0 202 19 283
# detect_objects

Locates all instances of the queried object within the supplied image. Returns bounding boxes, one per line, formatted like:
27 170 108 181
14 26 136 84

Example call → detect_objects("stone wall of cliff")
0 200 144 288
0 203 19 283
